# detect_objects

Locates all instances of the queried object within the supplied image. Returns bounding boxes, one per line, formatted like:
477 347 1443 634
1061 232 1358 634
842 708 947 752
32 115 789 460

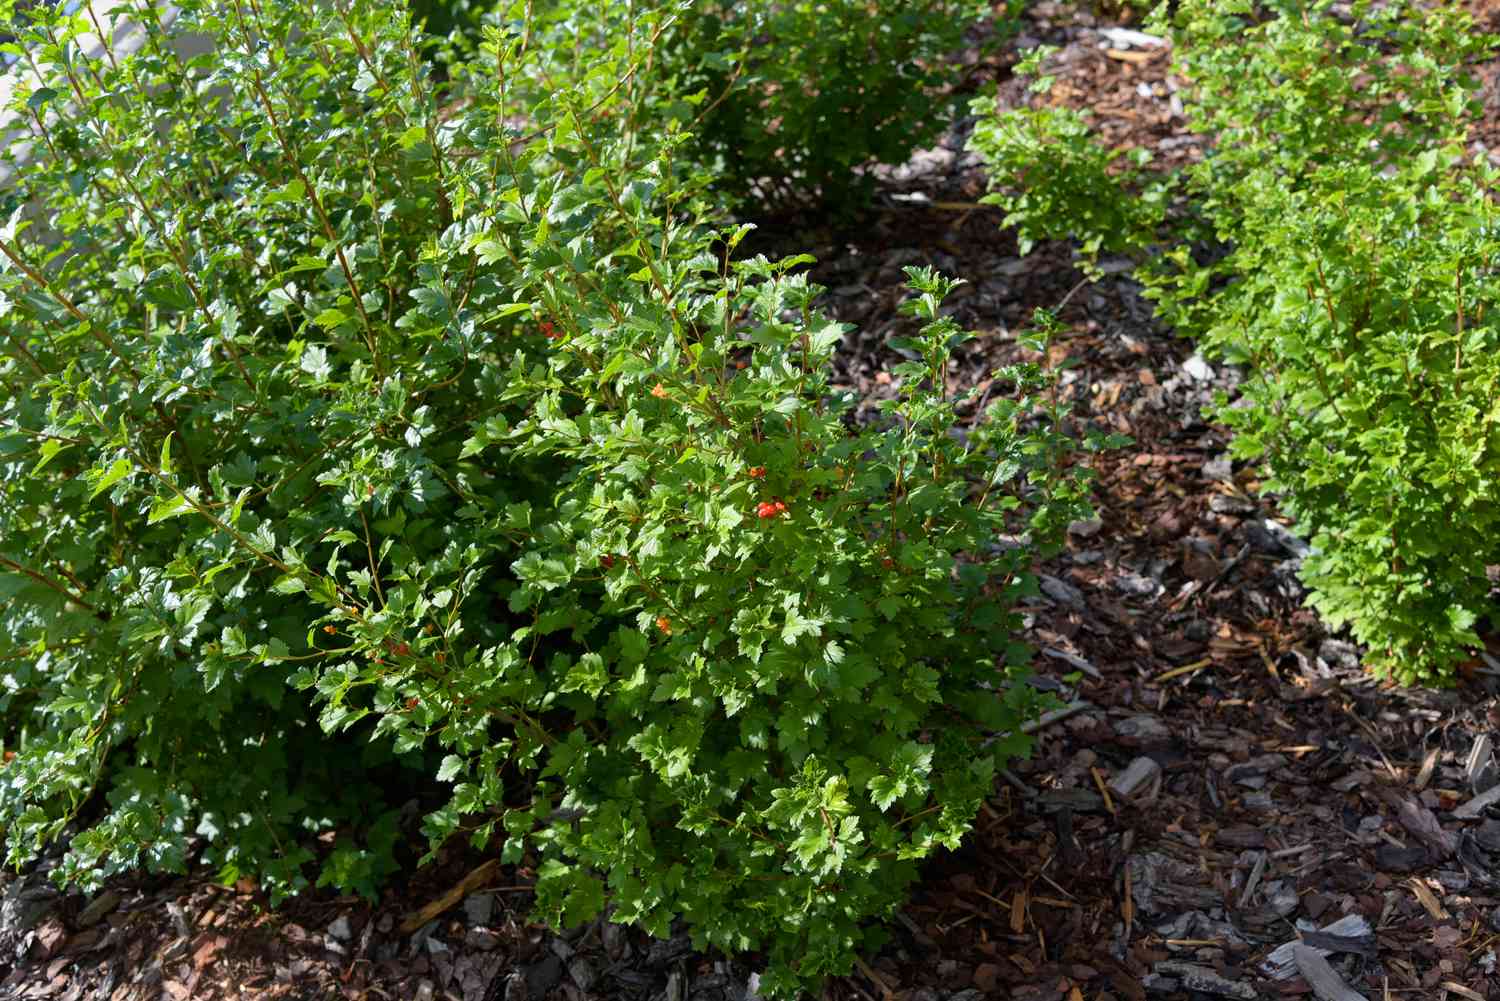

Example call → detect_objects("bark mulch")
5 3 1500 999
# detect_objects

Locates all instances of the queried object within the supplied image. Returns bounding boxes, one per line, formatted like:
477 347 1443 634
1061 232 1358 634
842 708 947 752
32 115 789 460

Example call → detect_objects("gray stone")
569 956 599 993
1209 493 1256 515
525 954 563 998
2 880 59 933
1202 456 1234 482
1114 572 1159 597
75 889 121 929
1249 519 1309 558
463 892 494 926
1068 517 1103 538
1040 574 1086 610
1182 354 1215 382
326 915 353 941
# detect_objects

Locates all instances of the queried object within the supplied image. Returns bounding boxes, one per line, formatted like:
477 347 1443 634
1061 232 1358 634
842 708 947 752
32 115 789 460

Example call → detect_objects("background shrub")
652 0 1010 213
0 0 1091 992
970 0 1500 683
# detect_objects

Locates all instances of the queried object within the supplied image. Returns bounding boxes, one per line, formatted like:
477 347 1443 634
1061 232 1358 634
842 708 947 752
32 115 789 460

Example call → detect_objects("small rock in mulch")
1040 573 1087 610
74 889 121 929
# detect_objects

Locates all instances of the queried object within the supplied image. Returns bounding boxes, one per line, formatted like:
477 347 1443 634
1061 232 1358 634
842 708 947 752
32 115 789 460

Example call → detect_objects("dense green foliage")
510 0 1009 214
0 0 1089 992
971 0 1500 683
657 0 1005 212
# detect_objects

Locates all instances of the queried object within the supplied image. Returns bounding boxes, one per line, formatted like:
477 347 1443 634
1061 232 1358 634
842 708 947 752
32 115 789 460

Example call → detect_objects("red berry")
600 554 616 569
748 466 767 479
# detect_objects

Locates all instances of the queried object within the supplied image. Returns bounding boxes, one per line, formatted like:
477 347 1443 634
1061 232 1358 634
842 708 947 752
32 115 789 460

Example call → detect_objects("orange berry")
656 616 672 635
650 382 668 399
748 466 767 479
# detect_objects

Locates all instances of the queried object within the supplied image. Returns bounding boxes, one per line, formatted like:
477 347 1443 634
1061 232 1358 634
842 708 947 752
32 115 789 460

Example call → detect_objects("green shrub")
655 0 1009 212
970 0 1500 683
0 0 1094 992
968 98 1165 271
451 0 1012 214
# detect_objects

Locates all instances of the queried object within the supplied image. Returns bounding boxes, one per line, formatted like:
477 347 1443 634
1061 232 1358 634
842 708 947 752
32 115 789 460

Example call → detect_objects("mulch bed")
5 3 1500 999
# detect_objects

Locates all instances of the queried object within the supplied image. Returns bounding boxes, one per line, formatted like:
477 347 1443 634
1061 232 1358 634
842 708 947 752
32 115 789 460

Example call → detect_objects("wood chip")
1406 878 1451 921
1009 887 1027 934
1042 647 1102 680
1019 700 1094 735
1395 797 1455 858
1293 945 1369 1001
1237 851 1267 909
1453 782 1500 819
1153 961 1257 1000
1262 915 1372 980
1414 747 1440 791
1299 929 1376 958
852 955 895 1001
1109 756 1163 804
1091 766 1116 815
1467 736 1496 794
400 860 500 934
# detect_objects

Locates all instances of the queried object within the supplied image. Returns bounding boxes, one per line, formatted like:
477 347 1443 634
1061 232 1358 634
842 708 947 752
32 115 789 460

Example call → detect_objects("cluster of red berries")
748 466 766 479
756 500 787 519
539 320 560 340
